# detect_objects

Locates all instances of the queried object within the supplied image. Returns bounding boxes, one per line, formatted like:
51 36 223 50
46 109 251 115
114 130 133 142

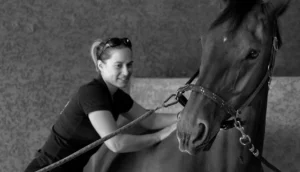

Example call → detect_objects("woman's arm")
116 115 148 135
88 110 176 153
122 101 178 130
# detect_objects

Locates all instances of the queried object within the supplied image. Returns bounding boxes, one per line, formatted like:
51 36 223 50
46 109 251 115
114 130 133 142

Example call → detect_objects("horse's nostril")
192 123 206 144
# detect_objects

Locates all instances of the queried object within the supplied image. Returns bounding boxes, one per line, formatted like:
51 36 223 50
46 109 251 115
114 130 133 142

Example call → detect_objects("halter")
176 36 278 129
176 36 281 172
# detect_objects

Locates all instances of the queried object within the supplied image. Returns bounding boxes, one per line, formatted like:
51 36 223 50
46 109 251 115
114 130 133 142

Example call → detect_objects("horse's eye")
246 49 260 60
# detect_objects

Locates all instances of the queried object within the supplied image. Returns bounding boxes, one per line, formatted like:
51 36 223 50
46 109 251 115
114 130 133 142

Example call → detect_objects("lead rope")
35 95 179 172
234 117 281 172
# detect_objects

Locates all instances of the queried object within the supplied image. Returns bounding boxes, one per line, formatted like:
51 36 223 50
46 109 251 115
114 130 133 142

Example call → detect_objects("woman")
24 37 178 172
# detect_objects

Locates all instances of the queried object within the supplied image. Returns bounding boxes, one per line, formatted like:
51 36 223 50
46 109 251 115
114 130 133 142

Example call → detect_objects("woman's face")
99 47 133 88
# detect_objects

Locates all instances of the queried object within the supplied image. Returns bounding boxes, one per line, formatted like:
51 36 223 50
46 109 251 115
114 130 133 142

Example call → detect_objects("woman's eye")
246 49 260 60
116 64 122 68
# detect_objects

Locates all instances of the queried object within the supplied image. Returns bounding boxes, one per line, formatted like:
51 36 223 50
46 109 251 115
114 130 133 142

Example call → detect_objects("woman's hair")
90 39 112 72
90 39 102 72
90 38 132 72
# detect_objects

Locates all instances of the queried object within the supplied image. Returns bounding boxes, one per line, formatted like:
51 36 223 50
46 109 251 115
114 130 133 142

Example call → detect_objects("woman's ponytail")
90 39 103 72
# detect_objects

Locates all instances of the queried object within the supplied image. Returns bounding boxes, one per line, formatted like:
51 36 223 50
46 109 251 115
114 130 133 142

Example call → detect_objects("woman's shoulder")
77 78 113 114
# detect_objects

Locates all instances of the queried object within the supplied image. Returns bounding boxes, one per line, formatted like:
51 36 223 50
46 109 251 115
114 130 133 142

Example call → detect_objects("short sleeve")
78 84 112 115
113 89 134 114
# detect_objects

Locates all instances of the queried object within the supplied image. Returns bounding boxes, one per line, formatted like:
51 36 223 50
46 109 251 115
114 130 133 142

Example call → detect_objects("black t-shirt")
42 75 133 169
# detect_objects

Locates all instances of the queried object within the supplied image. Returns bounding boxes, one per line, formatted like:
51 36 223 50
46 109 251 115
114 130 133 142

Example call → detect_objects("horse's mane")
209 0 283 48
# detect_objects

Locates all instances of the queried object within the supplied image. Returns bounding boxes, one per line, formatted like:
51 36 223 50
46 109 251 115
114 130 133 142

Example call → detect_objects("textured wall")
130 77 300 172
0 0 299 172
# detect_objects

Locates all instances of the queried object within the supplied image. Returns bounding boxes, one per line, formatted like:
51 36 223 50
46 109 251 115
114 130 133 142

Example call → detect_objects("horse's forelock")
209 0 283 48
209 0 264 33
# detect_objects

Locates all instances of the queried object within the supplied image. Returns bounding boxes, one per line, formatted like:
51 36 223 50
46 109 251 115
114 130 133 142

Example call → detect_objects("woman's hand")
156 123 177 141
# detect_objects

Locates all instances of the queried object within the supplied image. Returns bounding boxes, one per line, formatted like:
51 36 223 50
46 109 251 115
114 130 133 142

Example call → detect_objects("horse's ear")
269 0 290 17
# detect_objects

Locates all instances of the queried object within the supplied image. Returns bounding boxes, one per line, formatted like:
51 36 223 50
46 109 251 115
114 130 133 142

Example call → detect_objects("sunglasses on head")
97 38 132 60
103 37 132 50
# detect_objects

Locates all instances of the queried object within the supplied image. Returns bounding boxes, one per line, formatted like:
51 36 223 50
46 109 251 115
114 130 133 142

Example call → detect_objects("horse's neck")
242 83 269 151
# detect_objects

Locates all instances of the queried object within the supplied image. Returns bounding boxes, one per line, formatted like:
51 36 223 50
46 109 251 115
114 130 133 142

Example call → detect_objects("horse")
83 0 290 171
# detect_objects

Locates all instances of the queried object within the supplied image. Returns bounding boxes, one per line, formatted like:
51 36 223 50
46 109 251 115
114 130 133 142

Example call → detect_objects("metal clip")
176 84 191 100
239 135 251 145
163 94 178 107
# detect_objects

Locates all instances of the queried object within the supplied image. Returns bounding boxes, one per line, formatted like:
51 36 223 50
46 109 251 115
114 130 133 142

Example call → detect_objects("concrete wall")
0 0 299 172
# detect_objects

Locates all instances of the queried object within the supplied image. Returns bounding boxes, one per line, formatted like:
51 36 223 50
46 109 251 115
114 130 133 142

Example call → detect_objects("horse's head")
177 0 289 155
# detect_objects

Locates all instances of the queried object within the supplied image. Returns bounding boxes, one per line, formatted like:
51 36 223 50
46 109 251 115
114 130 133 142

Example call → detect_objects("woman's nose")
122 66 129 76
